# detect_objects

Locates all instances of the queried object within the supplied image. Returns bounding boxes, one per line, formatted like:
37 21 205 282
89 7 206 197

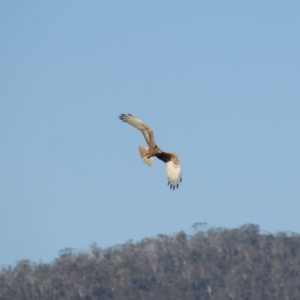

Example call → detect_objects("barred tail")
138 147 153 167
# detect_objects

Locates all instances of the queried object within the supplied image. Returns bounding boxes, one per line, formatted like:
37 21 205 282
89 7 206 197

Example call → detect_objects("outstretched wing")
156 152 182 190
119 114 155 148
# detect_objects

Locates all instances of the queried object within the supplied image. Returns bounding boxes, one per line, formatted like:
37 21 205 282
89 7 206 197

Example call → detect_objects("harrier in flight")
119 113 182 190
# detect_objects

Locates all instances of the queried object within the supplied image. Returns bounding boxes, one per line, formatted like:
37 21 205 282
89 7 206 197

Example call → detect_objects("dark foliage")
1 224 300 299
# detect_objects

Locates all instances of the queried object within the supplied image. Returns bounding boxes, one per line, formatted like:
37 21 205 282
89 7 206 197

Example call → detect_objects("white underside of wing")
165 160 182 190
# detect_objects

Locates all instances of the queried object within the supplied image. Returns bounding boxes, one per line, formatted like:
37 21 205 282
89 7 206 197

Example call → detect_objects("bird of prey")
119 113 182 190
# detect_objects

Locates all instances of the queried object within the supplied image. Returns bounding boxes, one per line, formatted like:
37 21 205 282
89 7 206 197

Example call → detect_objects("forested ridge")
1 224 300 300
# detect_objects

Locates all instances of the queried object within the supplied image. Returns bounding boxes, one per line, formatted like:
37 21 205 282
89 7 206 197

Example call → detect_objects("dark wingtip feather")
119 113 134 122
119 114 127 122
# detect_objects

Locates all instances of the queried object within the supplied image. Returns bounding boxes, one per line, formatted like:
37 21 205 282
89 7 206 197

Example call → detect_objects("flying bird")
119 113 182 190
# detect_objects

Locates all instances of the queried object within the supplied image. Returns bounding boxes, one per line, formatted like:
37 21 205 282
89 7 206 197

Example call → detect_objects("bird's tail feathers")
138 147 153 167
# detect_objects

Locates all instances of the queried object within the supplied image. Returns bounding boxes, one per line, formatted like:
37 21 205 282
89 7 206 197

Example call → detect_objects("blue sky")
1 1 300 267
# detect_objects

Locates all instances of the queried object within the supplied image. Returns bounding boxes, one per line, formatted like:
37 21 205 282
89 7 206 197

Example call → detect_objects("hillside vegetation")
1 224 300 300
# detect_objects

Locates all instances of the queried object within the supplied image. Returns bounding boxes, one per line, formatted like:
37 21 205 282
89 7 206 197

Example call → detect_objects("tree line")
1 224 300 300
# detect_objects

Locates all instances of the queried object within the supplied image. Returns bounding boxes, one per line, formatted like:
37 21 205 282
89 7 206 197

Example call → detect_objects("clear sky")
1 1 300 267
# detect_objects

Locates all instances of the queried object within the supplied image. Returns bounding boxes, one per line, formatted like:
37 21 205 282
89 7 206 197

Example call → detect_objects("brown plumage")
119 113 182 189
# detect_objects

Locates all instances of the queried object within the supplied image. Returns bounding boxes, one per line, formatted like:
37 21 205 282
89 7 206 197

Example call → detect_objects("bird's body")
119 113 182 189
